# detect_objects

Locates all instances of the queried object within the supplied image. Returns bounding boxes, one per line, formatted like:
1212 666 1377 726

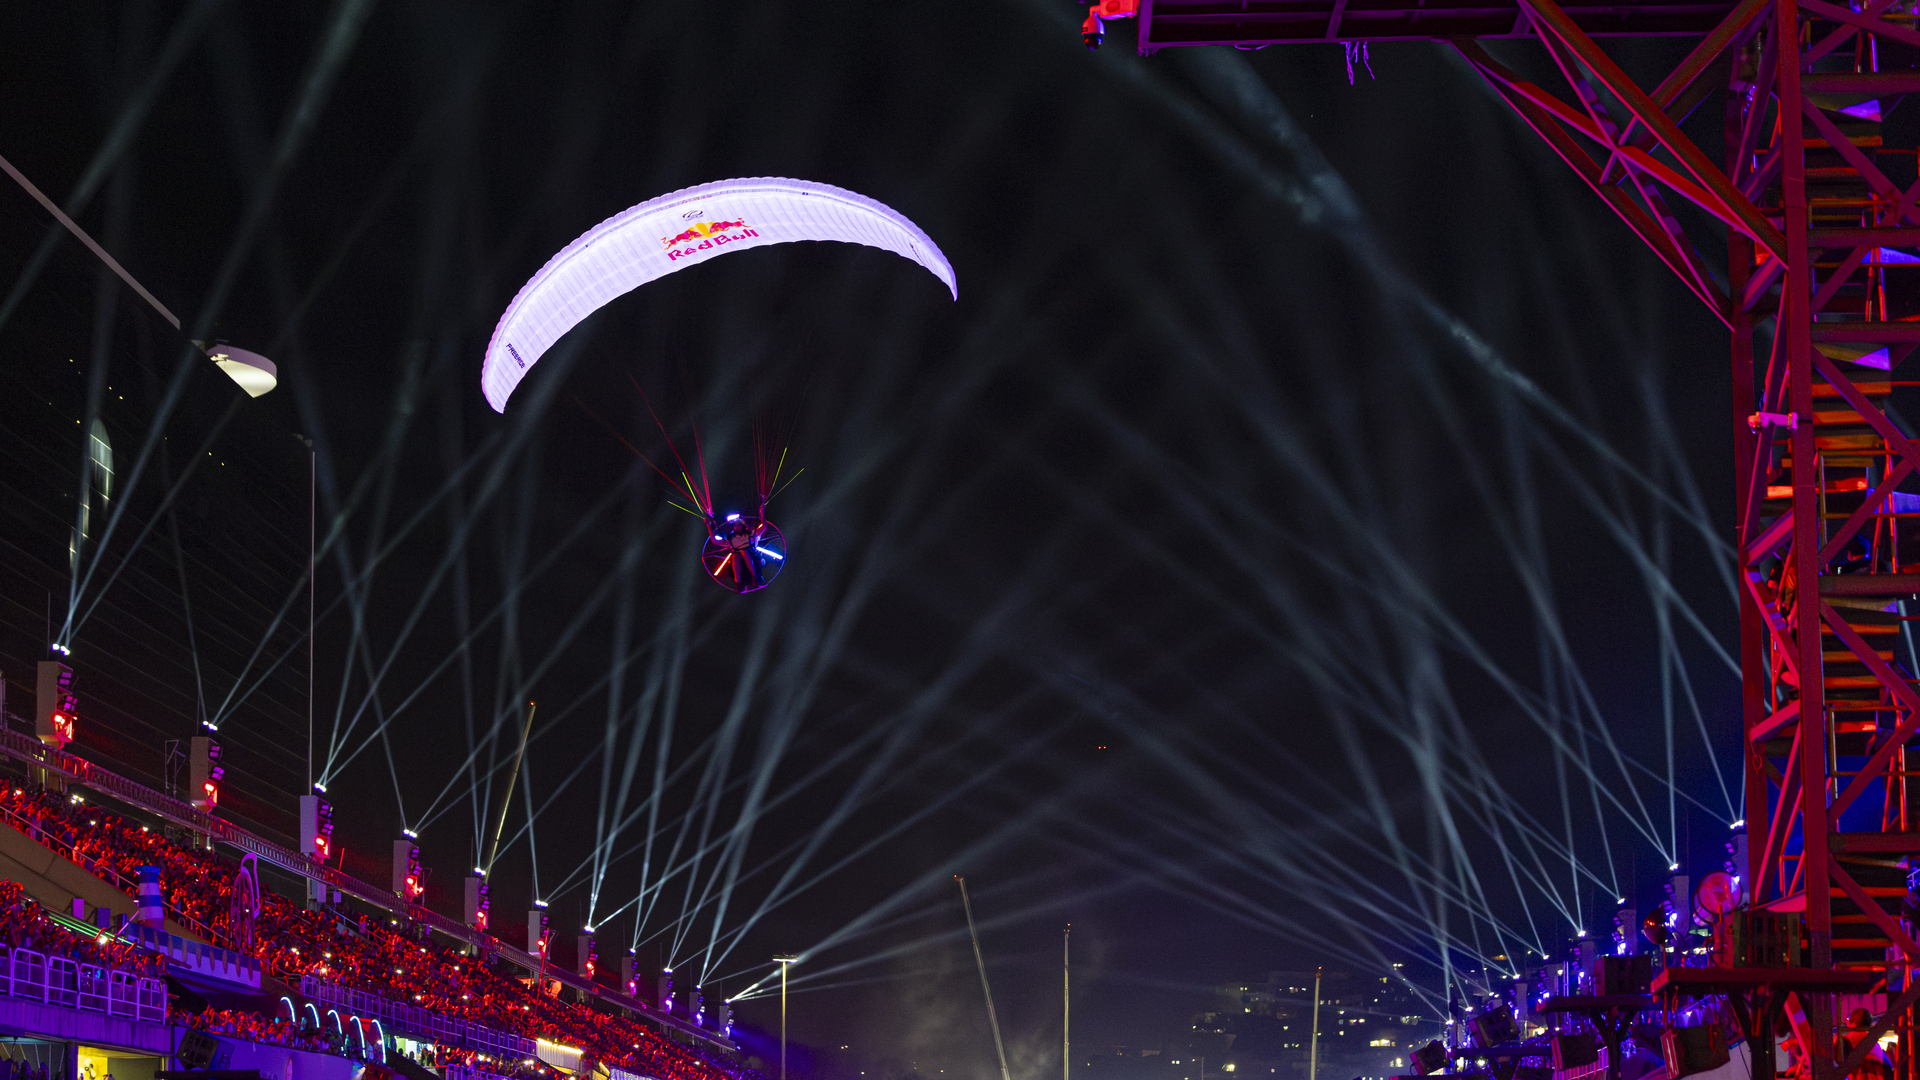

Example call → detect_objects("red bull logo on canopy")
481 177 956 414
662 219 754 259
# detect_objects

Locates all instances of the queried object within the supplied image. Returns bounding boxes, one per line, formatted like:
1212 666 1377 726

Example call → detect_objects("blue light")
755 545 785 561
726 513 741 521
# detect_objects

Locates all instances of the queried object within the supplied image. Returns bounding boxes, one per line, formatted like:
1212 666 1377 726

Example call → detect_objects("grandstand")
0 751 760 1080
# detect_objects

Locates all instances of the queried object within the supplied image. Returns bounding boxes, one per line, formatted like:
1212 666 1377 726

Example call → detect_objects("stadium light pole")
774 954 799 1080
295 435 314 793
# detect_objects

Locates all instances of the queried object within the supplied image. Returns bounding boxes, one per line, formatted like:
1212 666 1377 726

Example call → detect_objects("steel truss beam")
1132 0 1920 1072
1452 0 1920 1069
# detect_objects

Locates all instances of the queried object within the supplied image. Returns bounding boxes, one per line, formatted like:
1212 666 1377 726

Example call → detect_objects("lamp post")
774 954 800 1080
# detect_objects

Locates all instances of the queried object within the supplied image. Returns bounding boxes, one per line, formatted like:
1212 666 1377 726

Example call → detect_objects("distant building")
1081 967 1444 1080
1170 969 1444 1080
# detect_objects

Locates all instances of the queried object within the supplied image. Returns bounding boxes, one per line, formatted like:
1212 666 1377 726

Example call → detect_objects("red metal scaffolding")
1125 0 1920 1075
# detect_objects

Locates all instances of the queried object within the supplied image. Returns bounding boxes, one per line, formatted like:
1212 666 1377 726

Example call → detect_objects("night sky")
0 2 1746 1078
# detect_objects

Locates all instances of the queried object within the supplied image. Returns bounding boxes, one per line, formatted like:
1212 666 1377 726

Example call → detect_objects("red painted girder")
1139 0 1742 47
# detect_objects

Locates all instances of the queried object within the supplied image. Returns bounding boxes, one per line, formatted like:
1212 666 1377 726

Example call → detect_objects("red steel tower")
1110 0 1920 1074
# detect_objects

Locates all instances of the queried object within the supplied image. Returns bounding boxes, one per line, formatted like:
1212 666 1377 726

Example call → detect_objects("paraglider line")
767 373 811 507
767 445 789 500
687 416 714 518
573 397 707 510
768 468 806 503
627 375 712 515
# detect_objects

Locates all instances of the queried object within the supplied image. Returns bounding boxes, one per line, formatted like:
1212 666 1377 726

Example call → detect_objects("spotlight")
314 782 328 793
402 829 418 839
1668 862 1680 871
1729 819 1745 829
205 343 278 398
50 643 70 657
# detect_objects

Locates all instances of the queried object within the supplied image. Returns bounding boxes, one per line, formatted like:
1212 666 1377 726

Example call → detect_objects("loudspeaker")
1472 1005 1520 1047
1553 1032 1599 1070
1662 1025 1728 1080
1412 1042 1449 1075
1595 956 1653 995
177 1029 219 1070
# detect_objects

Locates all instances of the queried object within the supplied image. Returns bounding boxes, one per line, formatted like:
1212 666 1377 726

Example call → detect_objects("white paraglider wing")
482 176 957 412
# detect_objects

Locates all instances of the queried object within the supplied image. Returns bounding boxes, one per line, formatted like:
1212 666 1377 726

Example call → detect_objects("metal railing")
0 794 224 946
0 945 163 1023
300 977 536 1061
120 923 260 987
445 1068 517 1080
0 731 733 1052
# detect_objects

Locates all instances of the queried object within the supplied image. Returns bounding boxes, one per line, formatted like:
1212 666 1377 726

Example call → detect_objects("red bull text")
662 219 755 260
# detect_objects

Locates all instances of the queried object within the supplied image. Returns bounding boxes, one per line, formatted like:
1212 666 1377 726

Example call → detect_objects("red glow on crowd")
0 787 757 1080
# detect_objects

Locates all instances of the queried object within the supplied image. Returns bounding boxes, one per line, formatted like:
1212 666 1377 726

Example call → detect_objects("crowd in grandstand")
0 784 754 1080
176 1007 332 1053
0 785 228 935
0 879 164 977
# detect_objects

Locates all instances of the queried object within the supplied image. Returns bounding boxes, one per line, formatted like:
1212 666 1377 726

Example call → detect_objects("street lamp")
206 343 277 397
774 954 800 1080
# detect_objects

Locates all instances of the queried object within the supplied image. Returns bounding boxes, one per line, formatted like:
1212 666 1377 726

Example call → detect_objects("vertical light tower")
393 840 423 904
35 661 75 794
464 875 489 933
300 796 332 906
529 906 549 962
189 736 222 848
773 954 800 1080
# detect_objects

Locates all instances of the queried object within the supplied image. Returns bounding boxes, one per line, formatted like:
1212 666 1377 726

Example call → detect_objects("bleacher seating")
0 785 759 1080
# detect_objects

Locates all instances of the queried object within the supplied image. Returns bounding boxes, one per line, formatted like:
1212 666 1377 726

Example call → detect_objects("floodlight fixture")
206 344 278 397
